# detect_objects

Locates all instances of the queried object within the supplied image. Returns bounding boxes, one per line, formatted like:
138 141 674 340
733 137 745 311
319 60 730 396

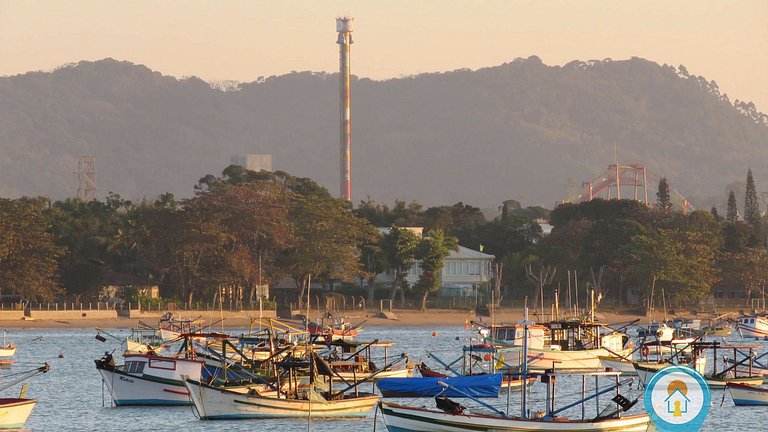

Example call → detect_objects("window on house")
469 261 480 275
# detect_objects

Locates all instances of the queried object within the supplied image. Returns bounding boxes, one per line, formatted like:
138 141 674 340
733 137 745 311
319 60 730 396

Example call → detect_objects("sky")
0 0 767 111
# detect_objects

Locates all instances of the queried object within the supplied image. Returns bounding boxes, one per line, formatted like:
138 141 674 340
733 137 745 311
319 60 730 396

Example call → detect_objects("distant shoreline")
0 308 652 330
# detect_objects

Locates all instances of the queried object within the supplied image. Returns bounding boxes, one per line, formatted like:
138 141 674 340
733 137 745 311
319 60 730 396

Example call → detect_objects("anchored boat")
0 363 50 429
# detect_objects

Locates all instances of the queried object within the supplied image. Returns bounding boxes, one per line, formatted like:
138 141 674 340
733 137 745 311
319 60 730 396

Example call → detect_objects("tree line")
1 166 766 312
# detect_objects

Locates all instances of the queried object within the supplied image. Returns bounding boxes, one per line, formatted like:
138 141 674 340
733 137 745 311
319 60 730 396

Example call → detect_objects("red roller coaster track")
563 164 691 213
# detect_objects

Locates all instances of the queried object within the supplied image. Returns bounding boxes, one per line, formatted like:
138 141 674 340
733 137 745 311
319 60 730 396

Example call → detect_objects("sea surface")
3 326 767 431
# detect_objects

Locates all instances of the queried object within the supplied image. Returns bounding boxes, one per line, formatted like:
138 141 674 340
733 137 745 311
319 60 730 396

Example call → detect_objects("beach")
0 308 650 330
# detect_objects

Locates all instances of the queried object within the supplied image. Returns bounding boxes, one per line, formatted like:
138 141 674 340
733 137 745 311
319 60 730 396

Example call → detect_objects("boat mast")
520 307 530 419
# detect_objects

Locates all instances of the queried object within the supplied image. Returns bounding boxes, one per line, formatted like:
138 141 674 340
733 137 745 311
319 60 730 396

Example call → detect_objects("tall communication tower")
76 156 97 201
336 17 353 201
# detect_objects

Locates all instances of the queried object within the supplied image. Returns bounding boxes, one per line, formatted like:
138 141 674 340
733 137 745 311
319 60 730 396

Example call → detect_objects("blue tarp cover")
377 373 502 398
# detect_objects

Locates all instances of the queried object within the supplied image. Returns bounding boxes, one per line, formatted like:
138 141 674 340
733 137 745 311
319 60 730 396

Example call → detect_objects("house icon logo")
664 380 689 416
643 365 710 431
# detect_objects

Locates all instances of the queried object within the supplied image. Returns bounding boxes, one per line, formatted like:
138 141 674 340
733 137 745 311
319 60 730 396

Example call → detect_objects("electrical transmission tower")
76 156 97 201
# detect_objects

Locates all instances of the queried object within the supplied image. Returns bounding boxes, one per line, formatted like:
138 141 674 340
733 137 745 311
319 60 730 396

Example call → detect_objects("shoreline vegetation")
0 308 669 330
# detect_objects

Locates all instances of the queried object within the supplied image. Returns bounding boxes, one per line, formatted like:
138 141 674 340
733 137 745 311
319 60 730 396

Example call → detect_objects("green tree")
744 168 760 228
656 177 672 212
48 196 129 302
414 229 459 310
381 226 421 302
360 237 386 305
278 194 376 308
726 191 738 223
627 226 719 306
719 248 768 303
0 198 64 301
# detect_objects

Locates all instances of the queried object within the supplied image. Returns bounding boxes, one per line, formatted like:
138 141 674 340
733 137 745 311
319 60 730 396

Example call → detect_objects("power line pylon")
76 156 97 201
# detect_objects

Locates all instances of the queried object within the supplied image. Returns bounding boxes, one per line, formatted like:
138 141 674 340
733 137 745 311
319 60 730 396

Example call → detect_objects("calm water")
4 326 767 431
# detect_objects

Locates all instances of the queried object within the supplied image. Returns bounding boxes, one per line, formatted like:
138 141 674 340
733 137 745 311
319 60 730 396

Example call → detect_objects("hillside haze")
1 57 766 208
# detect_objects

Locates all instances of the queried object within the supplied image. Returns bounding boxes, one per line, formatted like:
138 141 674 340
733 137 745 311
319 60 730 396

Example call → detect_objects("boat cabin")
488 324 546 349
545 320 627 352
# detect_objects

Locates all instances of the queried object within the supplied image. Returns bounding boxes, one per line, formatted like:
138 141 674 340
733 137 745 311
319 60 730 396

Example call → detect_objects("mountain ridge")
1 57 766 209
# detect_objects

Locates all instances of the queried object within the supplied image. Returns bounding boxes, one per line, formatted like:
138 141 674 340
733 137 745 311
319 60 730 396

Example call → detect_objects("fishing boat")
183 352 379 420
725 356 768 377
484 320 632 371
125 326 164 354
95 347 206 406
377 373 502 398
381 310 649 432
379 399 651 432
380 367 648 432
727 382 768 406
0 363 50 429
185 378 378 419
634 342 765 389
306 315 363 342
736 315 768 338
159 316 205 341
319 339 413 382
0 399 37 429
0 331 16 357
701 343 765 388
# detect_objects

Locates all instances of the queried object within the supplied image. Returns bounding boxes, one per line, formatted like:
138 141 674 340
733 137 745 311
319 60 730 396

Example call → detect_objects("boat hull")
499 347 625 372
380 401 650 432
634 361 707 387
598 356 637 376
332 367 413 382
184 379 379 419
728 382 768 406
706 376 764 389
0 399 36 429
97 368 192 406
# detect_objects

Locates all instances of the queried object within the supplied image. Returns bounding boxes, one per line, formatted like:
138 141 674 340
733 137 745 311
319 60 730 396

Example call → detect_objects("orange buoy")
483 353 491 361
432 331 437 337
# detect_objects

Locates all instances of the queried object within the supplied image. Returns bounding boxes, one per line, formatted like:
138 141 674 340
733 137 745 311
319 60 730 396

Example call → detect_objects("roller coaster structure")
563 164 691 213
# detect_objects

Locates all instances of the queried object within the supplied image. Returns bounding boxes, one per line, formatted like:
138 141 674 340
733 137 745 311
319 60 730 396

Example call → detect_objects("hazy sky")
1 0 766 111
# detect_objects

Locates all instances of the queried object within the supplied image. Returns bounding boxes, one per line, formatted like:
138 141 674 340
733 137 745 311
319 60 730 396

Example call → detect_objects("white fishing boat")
95 352 204 406
0 363 50 429
0 332 16 357
184 378 378 419
382 347 648 432
379 400 650 432
727 382 768 406
0 398 37 429
736 315 768 338
633 359 707 387
320 339 414 382
125 327 164 354
487 321 631 371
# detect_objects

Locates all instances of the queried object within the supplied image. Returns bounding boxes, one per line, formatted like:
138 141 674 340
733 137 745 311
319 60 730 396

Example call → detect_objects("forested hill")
1 57 766 208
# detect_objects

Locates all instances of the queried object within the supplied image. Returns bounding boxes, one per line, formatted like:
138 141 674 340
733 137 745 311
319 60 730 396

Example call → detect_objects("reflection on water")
2 326 765 431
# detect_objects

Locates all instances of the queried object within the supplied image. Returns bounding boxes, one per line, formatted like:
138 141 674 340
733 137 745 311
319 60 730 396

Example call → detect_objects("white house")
376 243 495 298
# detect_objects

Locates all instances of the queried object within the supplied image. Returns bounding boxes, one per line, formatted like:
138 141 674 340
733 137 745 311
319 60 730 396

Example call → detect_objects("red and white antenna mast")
337 17 353 201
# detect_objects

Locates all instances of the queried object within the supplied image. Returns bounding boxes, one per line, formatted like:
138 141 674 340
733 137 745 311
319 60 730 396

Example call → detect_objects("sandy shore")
0 308 650 330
